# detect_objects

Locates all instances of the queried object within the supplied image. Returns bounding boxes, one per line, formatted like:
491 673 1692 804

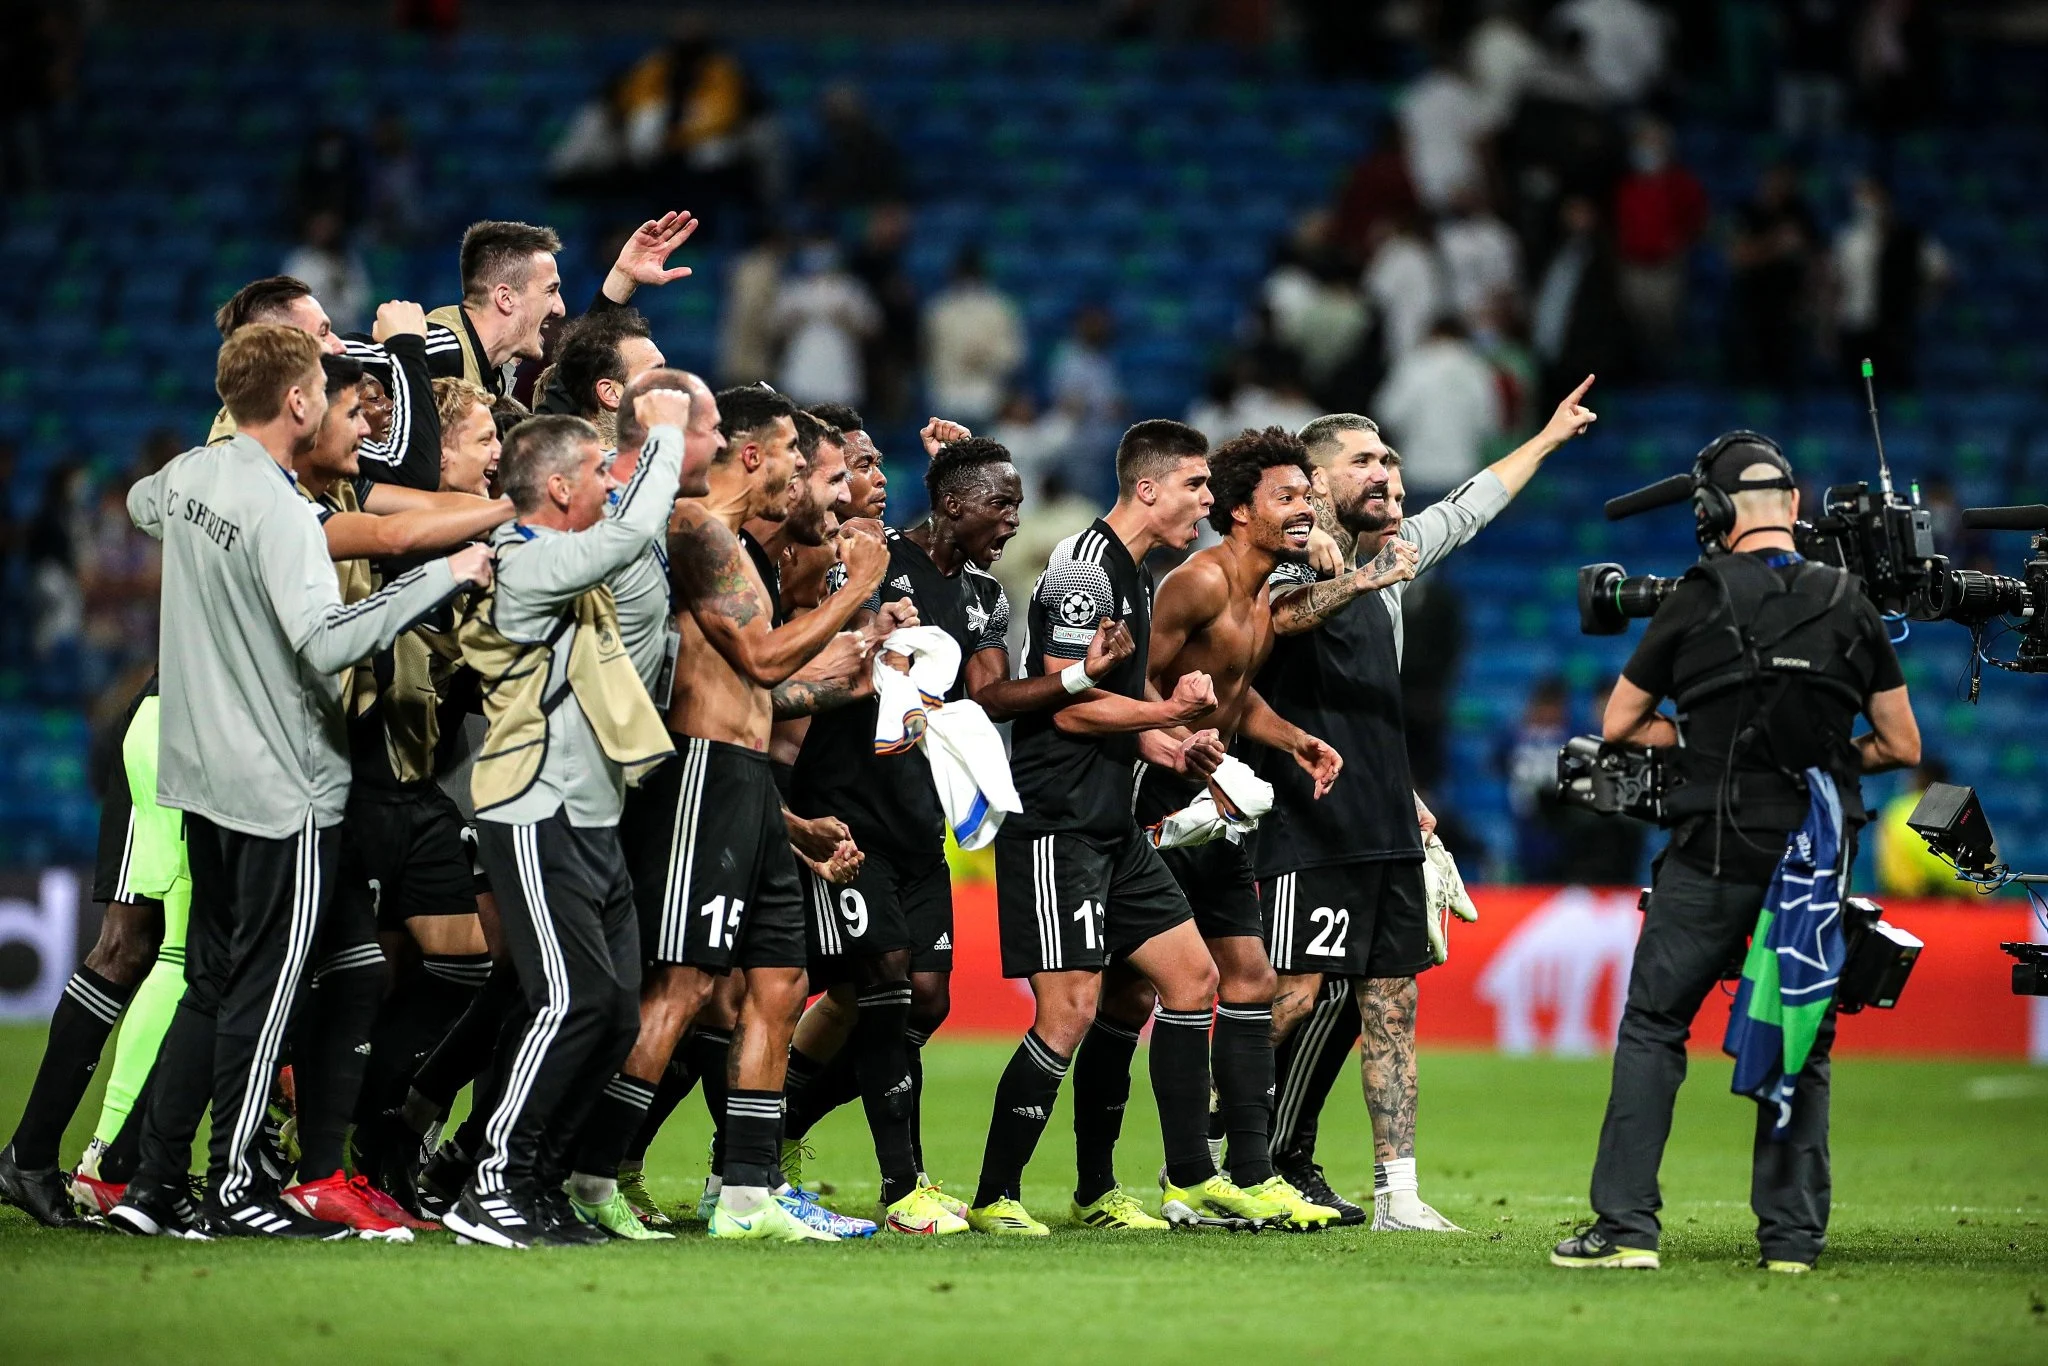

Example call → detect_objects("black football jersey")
790 529 1009 857
1006 519 1153 840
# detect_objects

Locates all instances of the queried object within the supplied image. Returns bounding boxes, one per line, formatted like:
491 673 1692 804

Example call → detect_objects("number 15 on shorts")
700 895 746 951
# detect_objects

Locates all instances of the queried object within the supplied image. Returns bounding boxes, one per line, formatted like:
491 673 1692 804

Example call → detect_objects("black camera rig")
1950 504 2048 686
1577 365 2047 698
1906 781 2048 998
1556 736 1664 823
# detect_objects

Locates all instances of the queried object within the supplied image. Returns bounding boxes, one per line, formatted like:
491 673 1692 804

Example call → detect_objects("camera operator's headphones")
1691 430 1796 552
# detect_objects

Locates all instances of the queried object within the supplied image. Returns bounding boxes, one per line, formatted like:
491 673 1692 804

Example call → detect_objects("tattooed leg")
1270 971 1324 1043
1358 976 1418 1163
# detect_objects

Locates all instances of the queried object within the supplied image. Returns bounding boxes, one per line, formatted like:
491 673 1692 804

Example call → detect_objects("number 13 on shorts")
1073 898 1104 950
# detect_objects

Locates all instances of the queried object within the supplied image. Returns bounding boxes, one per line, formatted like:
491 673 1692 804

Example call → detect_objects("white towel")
872 626 1020 850
1146 755 1274 850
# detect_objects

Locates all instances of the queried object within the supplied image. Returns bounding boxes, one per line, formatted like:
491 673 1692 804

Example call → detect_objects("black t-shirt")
1620 559 1904 700
1621 551 1904 879
1248 558 1420 876
1006 519 1153 840
791 530 1009 856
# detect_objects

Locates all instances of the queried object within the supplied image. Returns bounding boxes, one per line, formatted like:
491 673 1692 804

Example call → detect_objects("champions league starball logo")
1058 590 1097 627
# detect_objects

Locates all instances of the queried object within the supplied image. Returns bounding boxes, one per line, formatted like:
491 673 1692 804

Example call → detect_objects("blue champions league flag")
1724 769 1848 1140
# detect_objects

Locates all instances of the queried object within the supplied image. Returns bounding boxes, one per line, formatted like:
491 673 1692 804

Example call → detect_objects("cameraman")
1554 436 1921 1274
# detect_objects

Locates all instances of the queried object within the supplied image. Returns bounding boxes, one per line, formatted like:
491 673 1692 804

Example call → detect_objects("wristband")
1060 662 1095 695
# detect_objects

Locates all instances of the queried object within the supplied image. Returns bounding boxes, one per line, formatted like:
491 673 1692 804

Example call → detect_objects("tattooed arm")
1269 535 1422 636
769 640 868 719
1357 976 1419 1163
668 508 888 687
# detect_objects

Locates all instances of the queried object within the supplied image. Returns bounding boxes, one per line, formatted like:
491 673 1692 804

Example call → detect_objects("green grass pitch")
2 1026 2045 1363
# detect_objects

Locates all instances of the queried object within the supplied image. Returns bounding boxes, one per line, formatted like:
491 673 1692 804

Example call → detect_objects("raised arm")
1375 376 1601 582
1483 374 1597 500
671 513 889 689
1270 538 1420 635
600 210 700 306
353 303 440 489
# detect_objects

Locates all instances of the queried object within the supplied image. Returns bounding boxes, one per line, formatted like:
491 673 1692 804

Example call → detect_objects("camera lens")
1925 563 2030 625
1578 564 1677 635
1617 577 1674 618
1578 563 1629 635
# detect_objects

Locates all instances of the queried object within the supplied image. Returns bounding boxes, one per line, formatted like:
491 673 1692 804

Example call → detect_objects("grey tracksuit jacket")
128 433 461 837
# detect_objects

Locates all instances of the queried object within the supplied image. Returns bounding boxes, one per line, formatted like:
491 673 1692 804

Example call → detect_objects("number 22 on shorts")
1307 905 1350 957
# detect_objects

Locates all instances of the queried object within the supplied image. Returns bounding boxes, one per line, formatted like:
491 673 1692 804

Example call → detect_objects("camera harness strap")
1673 551 1862 875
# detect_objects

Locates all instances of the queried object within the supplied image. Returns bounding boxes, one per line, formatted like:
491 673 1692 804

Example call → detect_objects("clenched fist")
1178 727 1226 777
1164 670 1216 723
837 520 890 588
373 300 428 341
1082 618 1133 680
1359 537 1420 590
446 542 495 589
633 386 692 434
920 417 972 458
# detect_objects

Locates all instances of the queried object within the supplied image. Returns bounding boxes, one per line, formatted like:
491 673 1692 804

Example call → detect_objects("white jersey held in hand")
1146 756 1275 850
871 626 1020 851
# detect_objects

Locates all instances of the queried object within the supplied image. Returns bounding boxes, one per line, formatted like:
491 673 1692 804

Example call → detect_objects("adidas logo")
1010 1105 1049 1121
890 574 914 593
933 933 951 950
885 1076 913 1096
354 1042 373 1056
479 1197 527 1227
231 1205 295 1234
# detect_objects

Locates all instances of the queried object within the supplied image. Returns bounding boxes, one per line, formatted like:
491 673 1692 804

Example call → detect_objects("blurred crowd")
234 3 1963 535
0 433 170 696
1212 0 1952 510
